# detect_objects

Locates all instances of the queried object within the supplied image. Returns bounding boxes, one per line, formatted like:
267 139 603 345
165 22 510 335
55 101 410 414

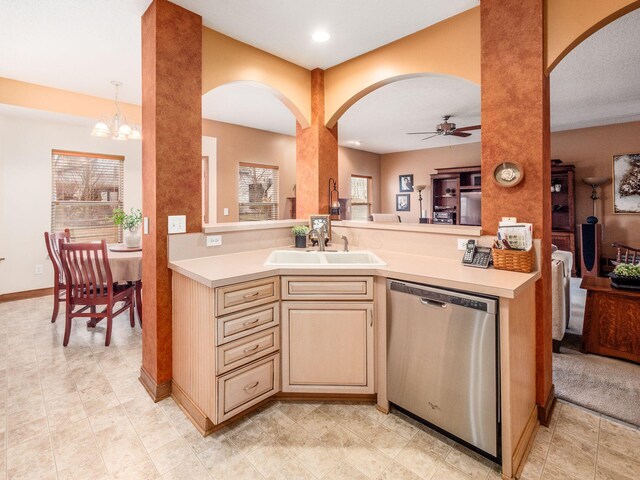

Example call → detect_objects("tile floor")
0 296 638 480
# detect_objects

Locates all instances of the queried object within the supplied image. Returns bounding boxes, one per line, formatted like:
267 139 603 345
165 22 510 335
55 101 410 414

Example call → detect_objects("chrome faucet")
341 235 349 252
310 227 327 252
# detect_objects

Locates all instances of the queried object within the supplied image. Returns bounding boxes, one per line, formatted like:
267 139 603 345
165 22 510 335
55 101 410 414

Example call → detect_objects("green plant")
112 207 142 231
291 225 310 237
613 263 640 278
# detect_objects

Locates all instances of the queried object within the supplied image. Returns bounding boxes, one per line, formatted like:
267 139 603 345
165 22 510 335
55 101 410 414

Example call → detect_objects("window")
238 163 279 221
351 175 372 221
51 150 124 242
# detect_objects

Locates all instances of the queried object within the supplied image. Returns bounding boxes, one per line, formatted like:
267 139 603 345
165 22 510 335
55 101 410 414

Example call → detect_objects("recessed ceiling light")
353 140 362 146
312 31 330 43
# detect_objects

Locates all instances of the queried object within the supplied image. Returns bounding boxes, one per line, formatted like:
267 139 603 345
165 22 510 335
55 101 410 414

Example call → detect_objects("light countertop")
169 247 540 299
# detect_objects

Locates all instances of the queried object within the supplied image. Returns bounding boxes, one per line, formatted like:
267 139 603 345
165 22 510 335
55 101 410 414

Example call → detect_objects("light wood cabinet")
216 276 279 316
217 353 280 422
216 302 279 345
281 302 374 394
281 276 373 301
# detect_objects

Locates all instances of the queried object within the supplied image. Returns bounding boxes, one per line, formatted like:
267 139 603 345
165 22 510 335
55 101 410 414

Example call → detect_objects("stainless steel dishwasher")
387 279 500 459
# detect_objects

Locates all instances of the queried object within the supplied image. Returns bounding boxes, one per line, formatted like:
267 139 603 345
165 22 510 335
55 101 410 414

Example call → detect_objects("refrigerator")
460 191 481 226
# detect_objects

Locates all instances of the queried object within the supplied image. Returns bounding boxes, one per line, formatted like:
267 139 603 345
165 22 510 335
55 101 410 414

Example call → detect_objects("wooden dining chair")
58 240 135 346
44 228 71 323
612 243 640 265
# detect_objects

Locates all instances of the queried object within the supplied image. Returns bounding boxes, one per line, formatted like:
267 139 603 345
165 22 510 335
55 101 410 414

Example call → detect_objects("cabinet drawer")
216 327 280 375
216 277 279 316
217 353 280 422
216 302 279 345
281 276 373 301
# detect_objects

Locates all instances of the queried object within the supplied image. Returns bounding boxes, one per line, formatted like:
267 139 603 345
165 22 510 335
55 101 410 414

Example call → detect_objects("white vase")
124 227 141 248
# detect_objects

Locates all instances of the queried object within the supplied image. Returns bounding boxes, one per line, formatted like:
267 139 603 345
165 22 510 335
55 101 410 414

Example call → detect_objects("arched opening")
201 81 298 224
547 7 640 427
333 74 481 224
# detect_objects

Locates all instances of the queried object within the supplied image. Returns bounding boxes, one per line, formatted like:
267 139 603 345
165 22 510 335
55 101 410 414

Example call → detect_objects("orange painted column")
296 69 339 219
140 0 202 400
481 1 554 422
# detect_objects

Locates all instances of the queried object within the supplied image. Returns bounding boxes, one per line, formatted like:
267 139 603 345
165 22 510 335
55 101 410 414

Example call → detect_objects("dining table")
86 244 143 327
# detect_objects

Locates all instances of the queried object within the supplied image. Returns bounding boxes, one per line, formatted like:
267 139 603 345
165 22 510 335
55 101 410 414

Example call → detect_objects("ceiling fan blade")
421 135 439 141
455 125 481 132
451 131 472 138
406 132 439 135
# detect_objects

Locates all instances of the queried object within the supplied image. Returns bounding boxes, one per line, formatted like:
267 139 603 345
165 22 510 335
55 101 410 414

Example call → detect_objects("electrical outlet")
206 235 222 247
35 264 43 275
223 208 229 216
457 239 470 251
168 215 186 234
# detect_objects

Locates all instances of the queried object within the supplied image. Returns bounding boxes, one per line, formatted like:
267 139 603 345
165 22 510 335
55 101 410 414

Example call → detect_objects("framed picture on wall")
399 174 414 192
309 214 332 239
613 153 640 214
396 194 410 212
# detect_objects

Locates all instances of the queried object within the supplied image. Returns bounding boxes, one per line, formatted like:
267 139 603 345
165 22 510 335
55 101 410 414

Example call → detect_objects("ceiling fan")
406 115 481 141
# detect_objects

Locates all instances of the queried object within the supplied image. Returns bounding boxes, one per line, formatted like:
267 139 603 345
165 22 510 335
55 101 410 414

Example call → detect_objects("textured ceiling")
339 76 481 154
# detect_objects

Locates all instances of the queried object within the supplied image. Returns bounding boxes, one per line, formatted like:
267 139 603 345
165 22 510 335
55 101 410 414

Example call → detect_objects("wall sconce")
329 178 340 217
414 184 428 223
582 176 609 224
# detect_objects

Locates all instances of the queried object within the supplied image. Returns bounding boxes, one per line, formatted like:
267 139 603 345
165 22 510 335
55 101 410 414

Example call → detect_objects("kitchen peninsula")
167 221 540 479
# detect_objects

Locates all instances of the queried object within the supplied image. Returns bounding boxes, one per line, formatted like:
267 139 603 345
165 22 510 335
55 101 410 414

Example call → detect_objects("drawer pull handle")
242 318 260 326
243 291 260 299
244 381 259 391
243 344 260 354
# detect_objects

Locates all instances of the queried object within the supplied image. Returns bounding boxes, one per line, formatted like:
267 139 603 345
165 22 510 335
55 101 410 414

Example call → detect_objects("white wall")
0 113 142 295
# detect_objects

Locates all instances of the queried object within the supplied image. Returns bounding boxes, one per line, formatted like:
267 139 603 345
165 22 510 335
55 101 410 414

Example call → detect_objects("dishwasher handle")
420 298 448 309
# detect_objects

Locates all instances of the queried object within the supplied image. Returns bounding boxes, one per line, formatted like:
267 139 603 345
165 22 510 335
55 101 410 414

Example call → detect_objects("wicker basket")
492 247 536 273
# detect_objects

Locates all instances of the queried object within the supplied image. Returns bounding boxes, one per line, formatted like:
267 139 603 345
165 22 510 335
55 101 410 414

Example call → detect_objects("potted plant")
112 207 143 248
292 225 310 248
609 263 640 289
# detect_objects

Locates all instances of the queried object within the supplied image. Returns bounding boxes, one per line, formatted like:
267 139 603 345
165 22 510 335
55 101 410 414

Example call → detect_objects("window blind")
238 163 279 221
351 175 372 221
51 150 124 242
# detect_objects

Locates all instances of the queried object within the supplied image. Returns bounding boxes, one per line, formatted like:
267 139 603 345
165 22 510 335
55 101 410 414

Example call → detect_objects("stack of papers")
497 223 533 251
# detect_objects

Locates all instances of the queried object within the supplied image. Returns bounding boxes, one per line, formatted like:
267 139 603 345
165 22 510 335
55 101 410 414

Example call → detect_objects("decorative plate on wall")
493 161 524 187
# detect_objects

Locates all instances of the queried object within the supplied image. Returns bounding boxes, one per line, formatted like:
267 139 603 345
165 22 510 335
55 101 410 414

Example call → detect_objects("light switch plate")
143 217 149 235
206 235 222 247
168 215 186 234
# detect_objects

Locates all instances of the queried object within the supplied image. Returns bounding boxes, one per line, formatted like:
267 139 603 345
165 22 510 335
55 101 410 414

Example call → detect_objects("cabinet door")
281 302 374 394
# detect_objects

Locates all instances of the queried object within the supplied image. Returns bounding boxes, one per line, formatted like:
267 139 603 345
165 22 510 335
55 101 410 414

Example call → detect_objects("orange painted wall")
379 123 640 244
295 69 338 219
338 147 382 215
380 144 480 223
141 0 202 387
323 8 481 128
202 119 297 223
551 122 640 256
202 28 311 127
0 77 142 124
480 0 552 427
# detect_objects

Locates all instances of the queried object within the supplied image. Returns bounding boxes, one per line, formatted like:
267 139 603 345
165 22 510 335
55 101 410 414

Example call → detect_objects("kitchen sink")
264 250 324 265
265 250 385 266
323 251 385 265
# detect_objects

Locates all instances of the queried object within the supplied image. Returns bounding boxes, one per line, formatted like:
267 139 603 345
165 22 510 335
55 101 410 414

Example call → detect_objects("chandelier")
91 81 141 140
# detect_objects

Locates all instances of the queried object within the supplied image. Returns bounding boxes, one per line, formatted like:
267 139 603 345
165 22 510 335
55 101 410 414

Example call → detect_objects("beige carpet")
553 278 640 427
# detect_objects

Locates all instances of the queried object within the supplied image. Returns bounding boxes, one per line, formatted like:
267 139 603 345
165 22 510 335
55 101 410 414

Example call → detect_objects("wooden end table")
580 276 640 363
